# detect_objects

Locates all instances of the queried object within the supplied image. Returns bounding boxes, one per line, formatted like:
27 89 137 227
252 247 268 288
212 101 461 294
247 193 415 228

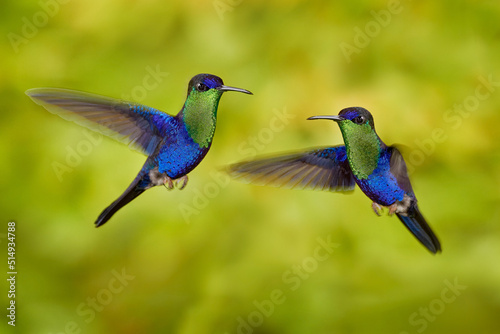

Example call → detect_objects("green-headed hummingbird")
27 74 252 227
228 107 441 254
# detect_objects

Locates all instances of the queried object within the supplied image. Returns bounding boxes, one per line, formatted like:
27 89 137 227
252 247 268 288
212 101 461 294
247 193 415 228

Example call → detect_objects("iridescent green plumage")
339 121 380 179
183 89 222 148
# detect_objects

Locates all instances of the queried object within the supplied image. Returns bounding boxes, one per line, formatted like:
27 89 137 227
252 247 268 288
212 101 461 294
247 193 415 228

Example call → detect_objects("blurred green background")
1 0 500 333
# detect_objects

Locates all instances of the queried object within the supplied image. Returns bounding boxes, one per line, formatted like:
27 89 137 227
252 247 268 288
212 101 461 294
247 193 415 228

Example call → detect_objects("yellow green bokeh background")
1 1 500 333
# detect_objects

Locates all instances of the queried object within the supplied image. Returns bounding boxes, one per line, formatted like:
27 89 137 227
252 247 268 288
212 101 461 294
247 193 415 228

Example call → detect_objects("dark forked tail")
95 176 146 227
396 205 441 254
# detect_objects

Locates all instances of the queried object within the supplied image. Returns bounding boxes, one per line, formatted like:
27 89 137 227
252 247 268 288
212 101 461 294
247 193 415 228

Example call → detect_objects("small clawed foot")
388 203 398 216
163 176 174 190
175 175 188 190
162 175 188 190
372 202 383 216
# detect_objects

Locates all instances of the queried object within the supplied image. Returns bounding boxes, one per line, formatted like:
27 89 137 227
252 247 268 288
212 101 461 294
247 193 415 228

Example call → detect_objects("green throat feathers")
182 89 223 148
338 121 381 179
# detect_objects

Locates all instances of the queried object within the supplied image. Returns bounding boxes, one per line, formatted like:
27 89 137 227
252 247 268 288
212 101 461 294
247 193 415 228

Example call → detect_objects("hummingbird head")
182 74 252 148
187 74 252 98
308 106 382 156
308 107 382 178
308 107 375 130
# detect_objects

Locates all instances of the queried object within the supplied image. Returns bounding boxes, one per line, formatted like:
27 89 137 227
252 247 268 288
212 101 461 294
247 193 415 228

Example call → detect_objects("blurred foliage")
1 0 500 333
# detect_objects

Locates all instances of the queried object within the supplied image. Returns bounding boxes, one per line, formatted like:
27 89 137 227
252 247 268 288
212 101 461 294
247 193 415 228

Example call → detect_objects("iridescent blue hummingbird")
27 74 252 227
228 107 441 254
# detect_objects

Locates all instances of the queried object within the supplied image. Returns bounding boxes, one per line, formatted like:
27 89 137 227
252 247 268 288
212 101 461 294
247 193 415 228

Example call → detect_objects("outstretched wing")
389 146 414 195
26 88 176 155
228 146 356 192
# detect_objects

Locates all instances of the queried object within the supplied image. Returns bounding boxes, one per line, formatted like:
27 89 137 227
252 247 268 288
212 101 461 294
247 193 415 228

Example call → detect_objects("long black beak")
307 115 345 122
218 85 253 95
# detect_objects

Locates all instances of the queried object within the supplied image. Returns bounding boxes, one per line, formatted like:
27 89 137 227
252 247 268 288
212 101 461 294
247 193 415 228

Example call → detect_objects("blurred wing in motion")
388 146 414 194
26 88 175 155
228 146 356 192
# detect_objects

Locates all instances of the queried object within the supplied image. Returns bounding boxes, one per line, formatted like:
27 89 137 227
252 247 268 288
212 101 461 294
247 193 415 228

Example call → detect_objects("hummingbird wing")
388 146 414 194
26 88 174 155
228 146 356 192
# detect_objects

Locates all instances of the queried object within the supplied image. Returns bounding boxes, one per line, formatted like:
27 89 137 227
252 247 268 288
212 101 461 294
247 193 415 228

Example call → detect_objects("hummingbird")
228 107 441 254
27 74 252 227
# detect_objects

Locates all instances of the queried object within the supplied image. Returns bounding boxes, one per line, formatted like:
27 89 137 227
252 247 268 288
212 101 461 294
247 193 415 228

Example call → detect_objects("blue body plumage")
355 147 407 206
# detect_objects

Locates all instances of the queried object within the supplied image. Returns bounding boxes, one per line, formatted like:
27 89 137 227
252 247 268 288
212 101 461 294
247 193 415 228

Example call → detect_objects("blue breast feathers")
355 148 406 206
155 121 210 179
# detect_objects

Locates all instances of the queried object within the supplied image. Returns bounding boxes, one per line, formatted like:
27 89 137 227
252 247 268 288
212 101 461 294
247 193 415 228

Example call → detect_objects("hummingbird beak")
307 115 345 122
217 85 253 95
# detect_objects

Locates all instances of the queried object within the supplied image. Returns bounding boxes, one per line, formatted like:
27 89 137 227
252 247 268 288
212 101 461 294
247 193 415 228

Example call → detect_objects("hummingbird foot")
388 203 398 216
174 175 188 190
163 177 174 190
372 202 383 216
149 167 173 189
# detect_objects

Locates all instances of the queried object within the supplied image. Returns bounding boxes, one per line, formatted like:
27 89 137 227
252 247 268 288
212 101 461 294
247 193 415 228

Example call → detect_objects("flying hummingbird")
228 107 441 254
27 74 252 227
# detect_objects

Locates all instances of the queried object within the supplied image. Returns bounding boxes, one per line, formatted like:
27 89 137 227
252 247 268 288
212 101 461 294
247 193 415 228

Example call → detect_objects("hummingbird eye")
196 83 209 92
353 116 365 124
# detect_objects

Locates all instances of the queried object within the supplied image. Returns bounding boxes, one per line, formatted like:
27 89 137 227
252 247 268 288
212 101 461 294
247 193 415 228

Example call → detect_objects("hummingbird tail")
396 205 441 254
95 176 146 227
